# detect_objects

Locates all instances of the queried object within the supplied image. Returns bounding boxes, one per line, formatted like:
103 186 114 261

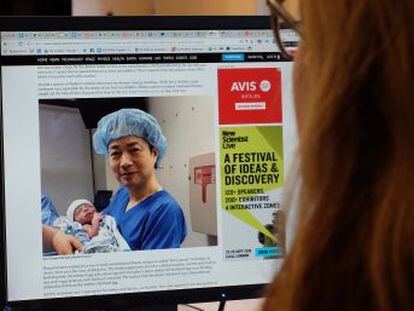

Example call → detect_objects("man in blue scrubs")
93 108 187 250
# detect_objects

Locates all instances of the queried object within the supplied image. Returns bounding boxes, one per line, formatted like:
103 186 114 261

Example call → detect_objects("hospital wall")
39 105 94 216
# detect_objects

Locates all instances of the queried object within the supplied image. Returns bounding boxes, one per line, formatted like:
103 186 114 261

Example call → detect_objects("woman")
93 108 187 250
264 0 414 310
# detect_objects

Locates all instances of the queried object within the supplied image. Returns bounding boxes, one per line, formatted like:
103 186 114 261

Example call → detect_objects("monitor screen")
0 16 298 308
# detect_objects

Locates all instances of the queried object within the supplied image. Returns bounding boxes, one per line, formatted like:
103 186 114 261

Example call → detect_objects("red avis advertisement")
218 68 282 125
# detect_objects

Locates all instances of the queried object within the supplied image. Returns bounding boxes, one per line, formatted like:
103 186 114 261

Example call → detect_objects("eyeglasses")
267 0 302 61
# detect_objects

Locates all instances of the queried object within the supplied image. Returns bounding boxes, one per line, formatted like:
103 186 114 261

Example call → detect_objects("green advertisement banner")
220 126 284 260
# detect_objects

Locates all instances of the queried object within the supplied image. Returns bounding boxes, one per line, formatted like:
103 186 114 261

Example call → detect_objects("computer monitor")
0 16 298 309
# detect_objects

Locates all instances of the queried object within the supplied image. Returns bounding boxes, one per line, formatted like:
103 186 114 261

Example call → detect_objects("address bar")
38 40 207 46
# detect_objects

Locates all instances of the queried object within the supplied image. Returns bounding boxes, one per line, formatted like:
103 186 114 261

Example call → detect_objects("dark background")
0 0 71 15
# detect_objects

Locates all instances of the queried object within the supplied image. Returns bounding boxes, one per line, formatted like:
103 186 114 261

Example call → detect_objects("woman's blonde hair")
264 0 414 310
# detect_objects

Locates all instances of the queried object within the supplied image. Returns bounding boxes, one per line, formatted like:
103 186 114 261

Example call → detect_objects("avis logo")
230 80 271 92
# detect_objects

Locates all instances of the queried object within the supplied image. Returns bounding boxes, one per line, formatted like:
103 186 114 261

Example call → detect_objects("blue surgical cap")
93 108 167 168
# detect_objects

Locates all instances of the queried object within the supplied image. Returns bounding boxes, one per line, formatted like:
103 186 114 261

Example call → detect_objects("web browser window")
1 27 298 302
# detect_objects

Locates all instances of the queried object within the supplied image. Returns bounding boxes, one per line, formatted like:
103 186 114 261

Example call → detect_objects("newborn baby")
67 199 102 238
53 199 130 254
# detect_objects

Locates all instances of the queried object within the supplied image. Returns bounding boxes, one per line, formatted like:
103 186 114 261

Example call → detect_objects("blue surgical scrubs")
41 194 59 226
103 187 187 250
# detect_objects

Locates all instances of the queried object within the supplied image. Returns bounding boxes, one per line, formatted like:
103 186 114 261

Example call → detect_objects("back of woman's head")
264 0 414 310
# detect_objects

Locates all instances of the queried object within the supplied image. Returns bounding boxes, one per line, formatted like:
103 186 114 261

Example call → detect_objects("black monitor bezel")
0 15 278 309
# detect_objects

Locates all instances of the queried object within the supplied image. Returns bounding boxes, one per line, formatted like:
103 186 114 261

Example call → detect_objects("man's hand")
52 230 84 255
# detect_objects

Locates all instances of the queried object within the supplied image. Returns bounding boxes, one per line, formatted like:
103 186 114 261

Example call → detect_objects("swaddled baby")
53 199 130 254
67 200 102 238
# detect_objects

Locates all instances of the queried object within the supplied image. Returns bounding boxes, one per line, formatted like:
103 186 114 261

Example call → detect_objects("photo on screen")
39 96 218 256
